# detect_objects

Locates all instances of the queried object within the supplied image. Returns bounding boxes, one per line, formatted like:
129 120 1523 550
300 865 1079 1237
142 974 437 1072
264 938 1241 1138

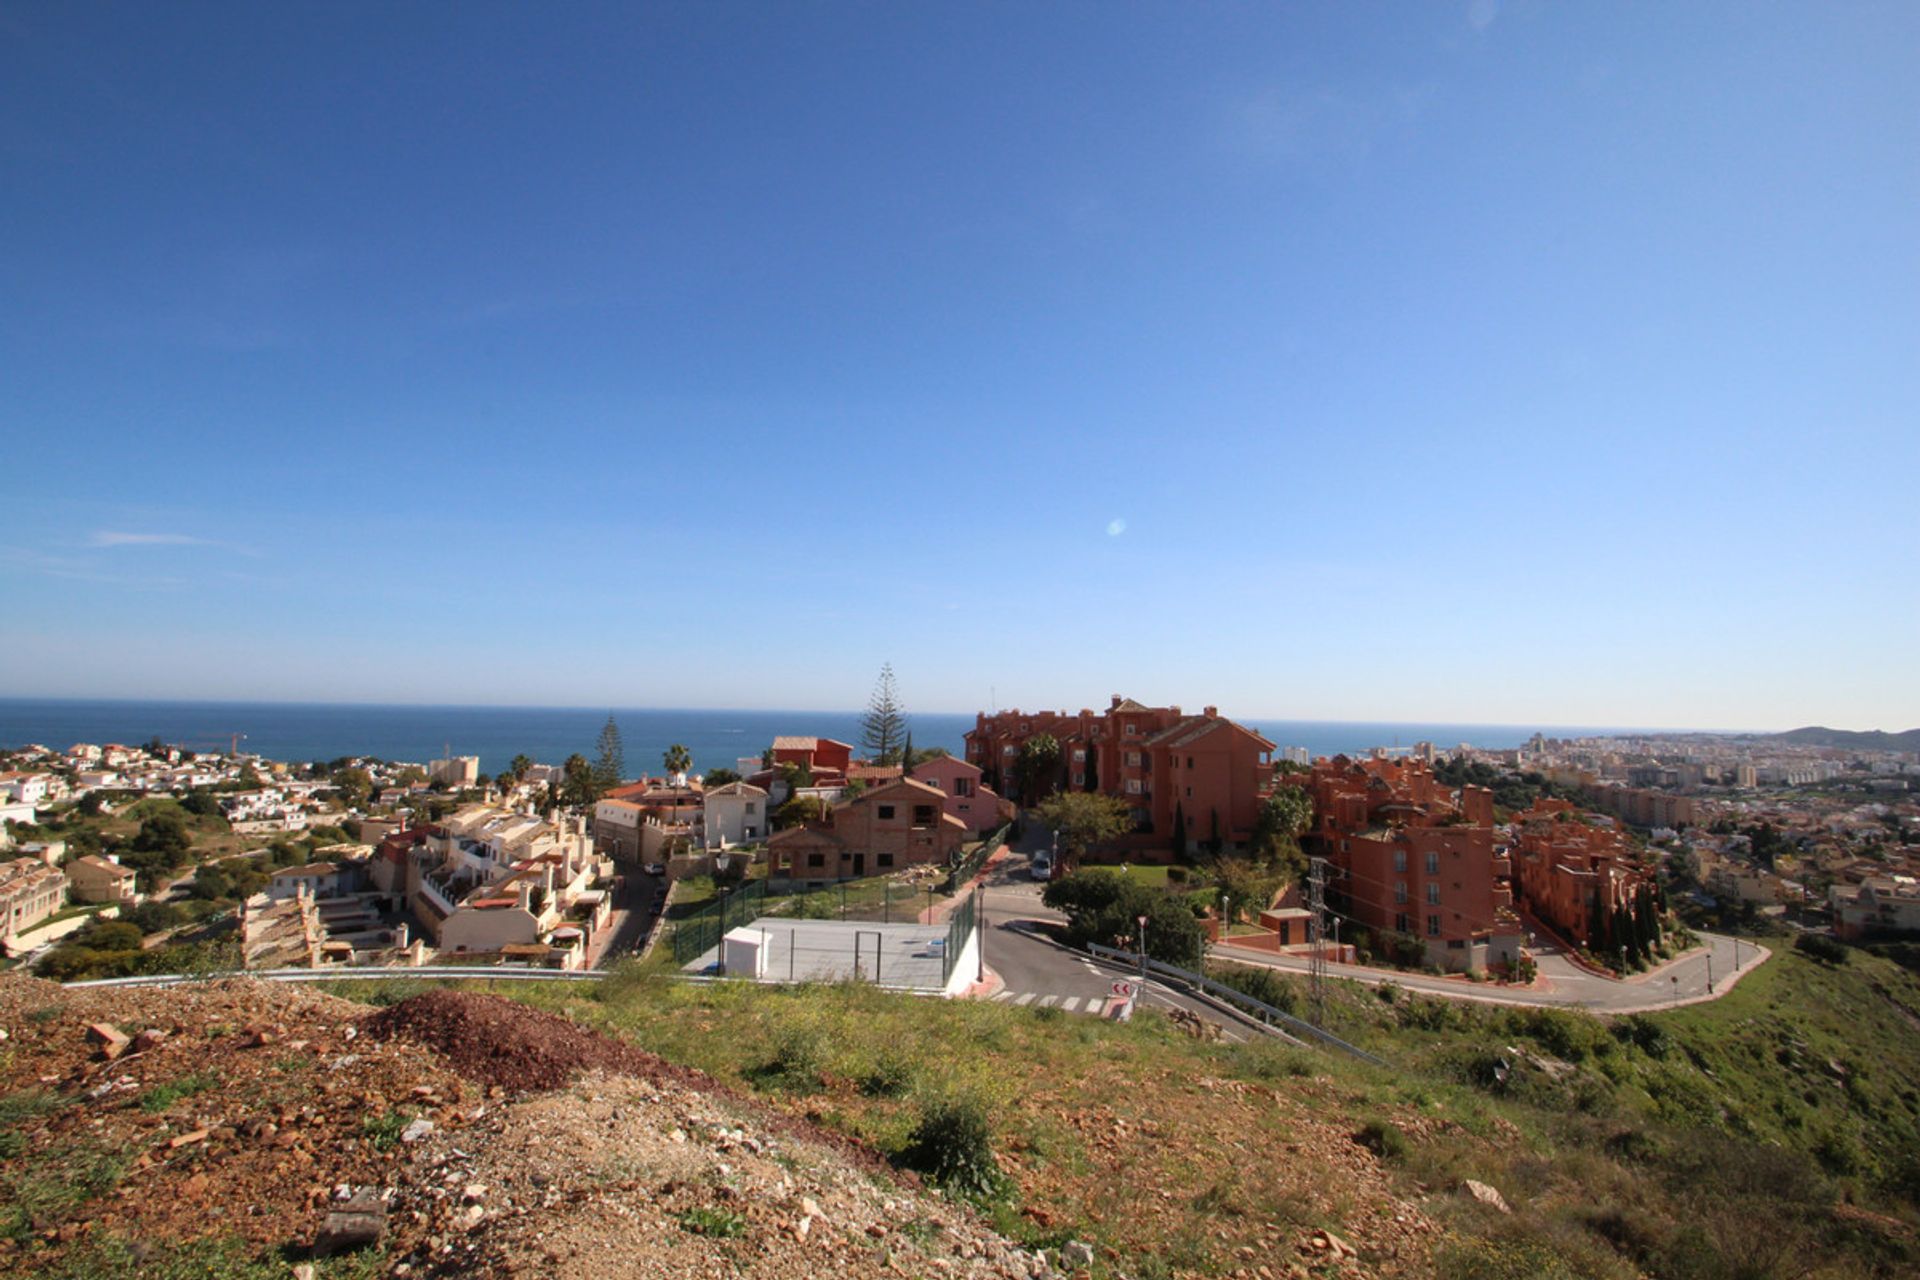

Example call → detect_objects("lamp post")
1137 913 1149 979
1706 952 1714 994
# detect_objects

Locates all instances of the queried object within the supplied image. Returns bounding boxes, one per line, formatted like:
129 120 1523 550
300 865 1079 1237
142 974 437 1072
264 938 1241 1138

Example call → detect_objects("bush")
900 1094 1005 1198
1354 1117 1407 1161
859 1051 916 1098
1613 1013 1673 1060
756 1025 826 1092
1794 933 1849 965
1209 963 1299 1014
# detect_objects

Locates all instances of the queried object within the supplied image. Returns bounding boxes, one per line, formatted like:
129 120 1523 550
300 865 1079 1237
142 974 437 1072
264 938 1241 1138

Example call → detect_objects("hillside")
6 946 1920 1279
1774 726 1920 752
0 977 1049 1280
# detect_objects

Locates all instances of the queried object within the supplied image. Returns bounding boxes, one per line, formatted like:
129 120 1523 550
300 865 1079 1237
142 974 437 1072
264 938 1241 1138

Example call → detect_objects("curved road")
978 824 1769 1016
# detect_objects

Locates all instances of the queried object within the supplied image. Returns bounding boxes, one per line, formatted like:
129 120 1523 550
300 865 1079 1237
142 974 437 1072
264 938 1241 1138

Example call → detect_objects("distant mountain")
1773 726 1920 752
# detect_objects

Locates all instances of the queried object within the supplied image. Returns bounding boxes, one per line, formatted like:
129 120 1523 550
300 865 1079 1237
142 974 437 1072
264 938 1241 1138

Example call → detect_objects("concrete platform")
684 916 954 991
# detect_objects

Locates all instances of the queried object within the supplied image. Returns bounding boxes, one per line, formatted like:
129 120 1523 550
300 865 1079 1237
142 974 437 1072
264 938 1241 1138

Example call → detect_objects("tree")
132 811 191 863
1041 868 1205 967
775 795 828 830
509 754 533 784
704 767 742 788
1032 791 1131 869
593 716 625 794
897 731 914 772
1172 800 1188 862
1250 786 1313 884
663 743 692 779
560 753 596 807
860 663 908 761
331 766 373 808
1014 734 1062 806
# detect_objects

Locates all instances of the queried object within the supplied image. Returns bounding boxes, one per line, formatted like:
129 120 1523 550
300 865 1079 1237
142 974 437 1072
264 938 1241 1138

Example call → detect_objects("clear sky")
2 2 1915 730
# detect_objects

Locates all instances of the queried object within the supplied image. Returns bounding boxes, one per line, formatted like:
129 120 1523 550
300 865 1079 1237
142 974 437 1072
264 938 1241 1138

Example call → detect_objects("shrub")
1794 933 1849 965
757 1024 827 1092
1354 1117 1407 1161
677 1206 746 1237
859 1051 916 1098
1209 963 1299 1014
1612 1013 1673 1060
900 1095 1005 1198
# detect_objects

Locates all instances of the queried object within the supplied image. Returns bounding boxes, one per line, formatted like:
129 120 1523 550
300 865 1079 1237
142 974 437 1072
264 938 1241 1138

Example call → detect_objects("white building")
702 781 769 850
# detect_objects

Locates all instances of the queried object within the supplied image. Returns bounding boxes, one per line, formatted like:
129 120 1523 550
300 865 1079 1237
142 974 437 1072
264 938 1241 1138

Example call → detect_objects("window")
1395 881 1407 904
1073 749 1086 762
1393 850 1406 873
878 853 895 868
878 805 895 820
1125 724 1138 736
1427 914 1441 937
1187 756 1195 769
807 853 825 868
1185 786 1192 799
1425 852 1439 875
912 805 936 826
744 802 757 815
1126 751 1141 766
1395 912 1410 933
954 777 972 797
1003 745 1016 756
1427 883 1440 905
1073 770 1084 786
1125 779 1142 794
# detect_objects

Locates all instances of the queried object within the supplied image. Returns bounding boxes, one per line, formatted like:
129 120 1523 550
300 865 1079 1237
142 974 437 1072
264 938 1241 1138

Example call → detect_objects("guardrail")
62 966 611 990
941 822 1011 894
1086 943 1386 1065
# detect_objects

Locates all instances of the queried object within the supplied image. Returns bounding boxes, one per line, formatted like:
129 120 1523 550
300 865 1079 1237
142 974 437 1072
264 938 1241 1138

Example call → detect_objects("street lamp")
1706 952 1714 994
1670 974 1679 1004
1137 913 1149 979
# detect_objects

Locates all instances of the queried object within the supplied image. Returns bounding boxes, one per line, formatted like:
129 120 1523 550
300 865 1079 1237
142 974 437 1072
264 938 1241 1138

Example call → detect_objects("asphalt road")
975 832 1256 1041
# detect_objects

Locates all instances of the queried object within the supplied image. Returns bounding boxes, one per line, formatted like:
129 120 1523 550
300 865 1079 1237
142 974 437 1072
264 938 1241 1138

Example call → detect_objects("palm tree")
663 743 692 779
509 753 533 783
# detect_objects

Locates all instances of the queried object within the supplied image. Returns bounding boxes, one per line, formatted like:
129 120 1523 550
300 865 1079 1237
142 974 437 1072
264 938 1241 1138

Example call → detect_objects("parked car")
643 862 666 876
1030 853 1052 882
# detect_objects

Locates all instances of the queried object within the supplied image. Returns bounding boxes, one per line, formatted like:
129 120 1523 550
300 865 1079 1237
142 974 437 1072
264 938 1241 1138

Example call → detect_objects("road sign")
1111 979 1137 999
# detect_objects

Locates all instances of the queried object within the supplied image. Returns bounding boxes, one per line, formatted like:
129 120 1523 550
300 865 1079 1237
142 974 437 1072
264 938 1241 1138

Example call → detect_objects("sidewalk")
915 842 1015 925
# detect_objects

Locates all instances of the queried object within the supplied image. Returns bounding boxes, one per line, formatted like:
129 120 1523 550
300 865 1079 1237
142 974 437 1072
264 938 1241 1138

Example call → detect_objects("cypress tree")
860 663 908 761
591 715 624 797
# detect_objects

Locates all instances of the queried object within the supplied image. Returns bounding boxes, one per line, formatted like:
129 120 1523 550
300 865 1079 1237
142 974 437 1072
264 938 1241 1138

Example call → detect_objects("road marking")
1012 992 1037 1006
991 990 1012 1002
1060 996 1082 1012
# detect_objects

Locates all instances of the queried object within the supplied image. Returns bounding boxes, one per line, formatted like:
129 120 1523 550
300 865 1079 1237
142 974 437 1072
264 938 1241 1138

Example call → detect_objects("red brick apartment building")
1509 798 1654 951
766 778 967 881
1293 756 1523 973
963 696 1275 854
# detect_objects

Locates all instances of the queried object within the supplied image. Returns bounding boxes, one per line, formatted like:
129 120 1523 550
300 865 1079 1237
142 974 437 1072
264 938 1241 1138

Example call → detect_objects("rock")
315 1188 387 1257
292 1266 317 1280
1063 1240 1095 1268
800 1197 822 1220
130 1028 169 1054
459 1203 486 1230
1463 1180 1511 1214
401 1119 435 1144
86 1023 130 1060
167 1128 210 1149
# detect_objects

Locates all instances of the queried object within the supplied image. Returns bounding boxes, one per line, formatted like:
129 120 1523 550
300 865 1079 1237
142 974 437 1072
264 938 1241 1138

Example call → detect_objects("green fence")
670 876 948 965
941 822 1012 894
942 887 980 985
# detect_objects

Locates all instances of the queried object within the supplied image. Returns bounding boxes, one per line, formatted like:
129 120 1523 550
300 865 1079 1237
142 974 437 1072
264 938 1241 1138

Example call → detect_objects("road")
974 827 1258 1041
1211 923 1768 1013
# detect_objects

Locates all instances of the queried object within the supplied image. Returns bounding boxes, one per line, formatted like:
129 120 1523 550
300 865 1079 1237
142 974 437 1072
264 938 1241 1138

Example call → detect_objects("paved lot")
683 916 955 991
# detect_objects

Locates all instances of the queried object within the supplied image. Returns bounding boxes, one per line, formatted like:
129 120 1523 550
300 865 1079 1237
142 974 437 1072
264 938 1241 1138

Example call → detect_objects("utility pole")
1307 856 1328 1029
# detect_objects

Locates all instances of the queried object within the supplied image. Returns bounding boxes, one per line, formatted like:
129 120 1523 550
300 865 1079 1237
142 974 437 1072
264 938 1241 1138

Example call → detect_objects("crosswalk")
992 990 1100 1012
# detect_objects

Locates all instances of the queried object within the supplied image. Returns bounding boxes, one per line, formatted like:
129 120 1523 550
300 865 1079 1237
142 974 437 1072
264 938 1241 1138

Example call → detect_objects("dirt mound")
362 990 706 1094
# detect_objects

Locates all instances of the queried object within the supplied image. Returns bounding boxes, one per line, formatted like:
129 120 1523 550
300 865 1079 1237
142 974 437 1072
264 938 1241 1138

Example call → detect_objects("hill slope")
1774 725 1920 752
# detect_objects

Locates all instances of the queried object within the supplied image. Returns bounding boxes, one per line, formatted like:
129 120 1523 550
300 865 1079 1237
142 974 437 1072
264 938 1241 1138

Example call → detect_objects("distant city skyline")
2 4 1915 729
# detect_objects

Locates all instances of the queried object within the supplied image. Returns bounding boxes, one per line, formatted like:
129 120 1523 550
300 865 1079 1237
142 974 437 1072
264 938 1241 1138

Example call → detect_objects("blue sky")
2 2 1915 730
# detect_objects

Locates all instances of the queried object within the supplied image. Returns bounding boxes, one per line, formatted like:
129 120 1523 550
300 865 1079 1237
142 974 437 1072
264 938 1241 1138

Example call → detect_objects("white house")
702 781 769 850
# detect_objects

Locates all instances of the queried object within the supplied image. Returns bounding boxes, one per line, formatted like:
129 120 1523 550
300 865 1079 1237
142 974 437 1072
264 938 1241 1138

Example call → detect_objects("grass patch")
676 1206 746 1237
359 1109 413 1152
135 1072 218 1114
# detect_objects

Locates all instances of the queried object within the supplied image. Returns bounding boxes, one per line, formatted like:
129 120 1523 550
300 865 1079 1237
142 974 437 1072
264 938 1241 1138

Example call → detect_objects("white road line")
1060 996 1082 1012
1013 992 1037 1006
1037 994 1058 1008
991 990 1013 1002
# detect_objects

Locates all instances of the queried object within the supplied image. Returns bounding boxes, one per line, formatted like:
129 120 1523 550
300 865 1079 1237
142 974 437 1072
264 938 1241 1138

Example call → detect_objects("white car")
1030 853 1053 882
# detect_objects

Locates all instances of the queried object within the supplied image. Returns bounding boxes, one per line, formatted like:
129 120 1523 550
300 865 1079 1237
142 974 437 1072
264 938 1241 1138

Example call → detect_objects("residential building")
702 781 769 850
771 736 854 777
65 855 139 905
909 755 1010 834
964 696 1276 854
404 806 612 965
765 778 968 880
1509 799 1656 953
1830 876 1920 940
0 857 66 942
1291 755 1520 972
429 756 481 788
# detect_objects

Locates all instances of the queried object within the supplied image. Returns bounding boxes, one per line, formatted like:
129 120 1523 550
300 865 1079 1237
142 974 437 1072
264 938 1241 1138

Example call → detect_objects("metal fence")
670 878 945 964
1085 942 1385 1064
941 822 1012 894
943 887 980 985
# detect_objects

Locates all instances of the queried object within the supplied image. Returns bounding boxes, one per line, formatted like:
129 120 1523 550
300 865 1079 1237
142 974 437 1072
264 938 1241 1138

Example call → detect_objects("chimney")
1204 706 1218 718
1110 695 1122 709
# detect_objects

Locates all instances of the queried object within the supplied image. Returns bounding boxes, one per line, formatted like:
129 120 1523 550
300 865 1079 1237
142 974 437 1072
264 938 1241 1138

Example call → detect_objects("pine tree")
860 663 908 761
591 715 624 796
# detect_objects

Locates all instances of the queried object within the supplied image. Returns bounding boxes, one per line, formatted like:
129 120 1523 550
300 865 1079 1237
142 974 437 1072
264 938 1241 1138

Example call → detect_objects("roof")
271 862 340 878
705 781 769 798
69 855 132 875
772 736 819 750
1145 714 1277 753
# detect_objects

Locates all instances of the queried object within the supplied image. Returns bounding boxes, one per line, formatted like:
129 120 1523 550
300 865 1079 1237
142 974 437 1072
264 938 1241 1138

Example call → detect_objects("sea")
0 698 1655 778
